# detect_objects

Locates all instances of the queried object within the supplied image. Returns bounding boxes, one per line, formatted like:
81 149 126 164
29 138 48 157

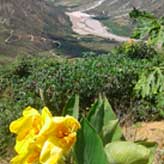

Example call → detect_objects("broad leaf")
62 94 79 119
102 97 123 144
135 141 157 164
74 118 108 164
103 96 117 121
102 119 122 145
87 96 104 133
130 8 164 48
105 141 151 164
87 96 123 145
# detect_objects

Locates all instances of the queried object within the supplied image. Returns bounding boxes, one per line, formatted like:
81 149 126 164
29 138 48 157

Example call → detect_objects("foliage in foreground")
9 106 80 164
10 95 157 164
0 49 163 156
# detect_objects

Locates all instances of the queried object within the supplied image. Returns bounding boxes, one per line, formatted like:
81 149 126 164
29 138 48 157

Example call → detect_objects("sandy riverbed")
66 11 131 42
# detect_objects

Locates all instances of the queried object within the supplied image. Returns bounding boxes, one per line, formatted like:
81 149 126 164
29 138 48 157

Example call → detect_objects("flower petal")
40 140 63 164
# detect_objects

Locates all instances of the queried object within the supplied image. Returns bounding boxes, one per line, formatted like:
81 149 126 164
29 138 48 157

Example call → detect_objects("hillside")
0 1 164 163
55 0 164 36
55 0 164 17
89 0 164 32
89 0 164 19
0 0 164 62
0 0 72 61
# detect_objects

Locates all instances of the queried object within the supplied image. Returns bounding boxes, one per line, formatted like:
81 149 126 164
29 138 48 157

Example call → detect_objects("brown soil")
0 158 9 164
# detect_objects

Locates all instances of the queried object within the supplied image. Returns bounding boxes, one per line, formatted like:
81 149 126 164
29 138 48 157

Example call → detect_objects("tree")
129 8 164 48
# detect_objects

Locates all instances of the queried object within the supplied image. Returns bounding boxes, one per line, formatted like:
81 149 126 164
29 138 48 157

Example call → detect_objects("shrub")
0 52 162 155
134 66 164 119
116 41 157 59
129 8 164 48
0 53 153 112
0 99 19 156
0 53 161 115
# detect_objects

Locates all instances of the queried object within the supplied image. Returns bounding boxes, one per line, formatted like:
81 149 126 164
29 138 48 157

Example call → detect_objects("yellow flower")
9 106 42 141
11 142 41 164
37 115 80 151
37 115 80 164
39 140 63 164
10 106 80 164
9 107 41 164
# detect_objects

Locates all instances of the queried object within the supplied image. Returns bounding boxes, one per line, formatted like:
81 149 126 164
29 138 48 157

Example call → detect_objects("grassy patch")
0 54 13 65
101 19 132 36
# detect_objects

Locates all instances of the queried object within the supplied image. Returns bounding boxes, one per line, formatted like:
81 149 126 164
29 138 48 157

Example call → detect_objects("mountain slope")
91 0 164 23
59 0 164 18
0 0 71 58
54 0 164 37
0 0 164 62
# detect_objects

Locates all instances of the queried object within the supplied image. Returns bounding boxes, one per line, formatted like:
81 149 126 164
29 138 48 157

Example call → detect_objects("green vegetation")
9 95 157 164
0 8 164 163
51 95 158 163
0 41 163 156
101 19 132 36
130 8 164 48
135 66 164 117
117 41 157 59
0 49 160 120
74 96 156 164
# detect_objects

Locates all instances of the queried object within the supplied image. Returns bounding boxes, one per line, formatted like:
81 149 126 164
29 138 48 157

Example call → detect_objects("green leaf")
62 94 79 119
87 96 123 145
130 8 164 48
135 67 164 105
87 96 104 133
102 97 124 144
103 96 117 121
102 119 122 145
105 141 151 164
156 92 164 117
135 141 157 164
74 118 108 164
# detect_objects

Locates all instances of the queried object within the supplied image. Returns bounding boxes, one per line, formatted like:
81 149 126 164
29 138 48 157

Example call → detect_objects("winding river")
66 0 132 42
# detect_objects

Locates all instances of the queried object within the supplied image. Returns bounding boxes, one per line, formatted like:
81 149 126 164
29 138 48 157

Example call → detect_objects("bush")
132 99 159 121
0 53 160 115
0 99 19 156
0 53 152 112
134 66 164 119
0 52 162 155
129 8 164 48
116 41 157 59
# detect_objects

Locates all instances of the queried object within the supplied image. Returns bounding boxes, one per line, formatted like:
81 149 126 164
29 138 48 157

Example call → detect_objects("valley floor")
66 11 131 42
